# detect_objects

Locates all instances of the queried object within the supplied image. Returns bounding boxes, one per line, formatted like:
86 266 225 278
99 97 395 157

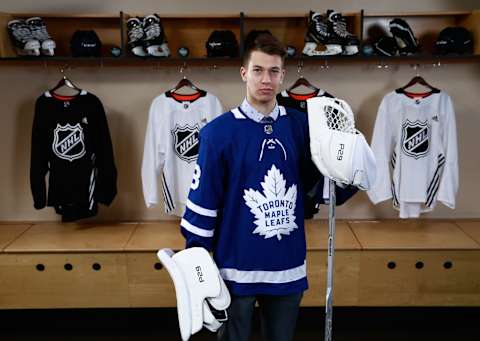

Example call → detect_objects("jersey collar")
240 98 279 123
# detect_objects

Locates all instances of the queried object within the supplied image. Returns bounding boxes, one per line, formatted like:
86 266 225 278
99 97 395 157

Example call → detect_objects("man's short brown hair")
242 30 287 67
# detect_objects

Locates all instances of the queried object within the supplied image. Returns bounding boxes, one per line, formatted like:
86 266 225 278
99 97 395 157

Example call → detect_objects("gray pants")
217 292 303 341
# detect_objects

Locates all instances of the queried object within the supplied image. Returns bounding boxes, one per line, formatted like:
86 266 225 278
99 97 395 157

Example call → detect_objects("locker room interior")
0 0 479 340
0 0 479 222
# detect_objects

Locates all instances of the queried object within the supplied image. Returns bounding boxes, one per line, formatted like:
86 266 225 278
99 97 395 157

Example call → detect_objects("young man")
180 32 356 340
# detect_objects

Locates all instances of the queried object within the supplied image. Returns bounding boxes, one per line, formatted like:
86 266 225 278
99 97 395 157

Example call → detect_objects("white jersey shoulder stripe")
186 199 218 217
180 218 214 238
219 261 306 284
231 108 246 119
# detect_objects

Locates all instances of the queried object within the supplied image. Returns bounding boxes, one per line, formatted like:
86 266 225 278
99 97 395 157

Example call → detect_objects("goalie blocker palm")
157 247 230 341
307 97 376 190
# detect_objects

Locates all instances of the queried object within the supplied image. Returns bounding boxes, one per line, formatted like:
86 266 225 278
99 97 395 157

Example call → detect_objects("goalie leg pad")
157 247 231 340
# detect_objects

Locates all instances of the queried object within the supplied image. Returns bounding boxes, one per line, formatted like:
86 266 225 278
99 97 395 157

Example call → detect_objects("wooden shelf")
0 12 122 58
0 219 479 308
0 224 31 251
349 220 480 250
0 10 478 63
455 221 480 246
363 9 480 54
4 222 138 253
305 220 361 251
2 219 479 253
121 12 242 59
124 221 184 252
11 13 122 19
363 11 472 18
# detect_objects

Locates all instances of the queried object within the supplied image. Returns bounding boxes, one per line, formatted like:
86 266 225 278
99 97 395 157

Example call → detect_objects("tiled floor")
1 307 479 340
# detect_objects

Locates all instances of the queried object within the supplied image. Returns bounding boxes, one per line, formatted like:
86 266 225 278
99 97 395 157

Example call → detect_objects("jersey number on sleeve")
191 164 201 190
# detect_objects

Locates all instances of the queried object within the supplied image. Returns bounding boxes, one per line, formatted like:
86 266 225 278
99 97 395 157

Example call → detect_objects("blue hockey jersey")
181 105 355 296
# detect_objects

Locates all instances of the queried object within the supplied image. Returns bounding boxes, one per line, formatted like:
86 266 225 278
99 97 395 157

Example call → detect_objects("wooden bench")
0 220 479 309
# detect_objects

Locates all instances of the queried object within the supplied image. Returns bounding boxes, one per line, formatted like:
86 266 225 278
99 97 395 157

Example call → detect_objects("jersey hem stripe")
219 261 306 284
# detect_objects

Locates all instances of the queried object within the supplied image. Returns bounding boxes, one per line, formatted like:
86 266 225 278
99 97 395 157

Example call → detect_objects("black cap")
70 30 102 57
206 30 239 57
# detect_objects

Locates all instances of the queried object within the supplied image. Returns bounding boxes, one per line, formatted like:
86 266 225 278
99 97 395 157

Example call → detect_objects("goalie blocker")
157 247 231 341
307 97 376 190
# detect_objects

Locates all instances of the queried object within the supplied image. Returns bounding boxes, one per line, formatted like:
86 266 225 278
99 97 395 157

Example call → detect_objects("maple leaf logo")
243 164 298 240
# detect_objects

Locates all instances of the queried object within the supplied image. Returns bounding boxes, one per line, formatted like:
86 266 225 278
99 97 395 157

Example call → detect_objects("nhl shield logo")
172 124 200 163
401 119 430 159
52 123 86 162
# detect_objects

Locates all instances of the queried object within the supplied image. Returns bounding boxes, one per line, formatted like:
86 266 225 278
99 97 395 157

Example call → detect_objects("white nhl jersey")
367 91 458 218
142 91 223 216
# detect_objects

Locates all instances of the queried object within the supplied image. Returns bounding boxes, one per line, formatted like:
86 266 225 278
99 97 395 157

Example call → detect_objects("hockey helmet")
435 27 473 55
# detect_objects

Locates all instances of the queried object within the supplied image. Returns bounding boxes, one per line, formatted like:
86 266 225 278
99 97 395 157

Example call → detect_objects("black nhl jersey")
30 90 117 221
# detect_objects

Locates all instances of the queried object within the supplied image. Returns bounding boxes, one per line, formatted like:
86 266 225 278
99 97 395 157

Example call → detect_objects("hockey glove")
307 97 376 190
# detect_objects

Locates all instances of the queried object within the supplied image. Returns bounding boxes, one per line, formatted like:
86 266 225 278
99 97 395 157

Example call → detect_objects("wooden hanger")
171 76 203 94
50 67 81 95
287 59 319 93
287 76 319 93
396 65 440 94
396 76 440 94
170 62 206 96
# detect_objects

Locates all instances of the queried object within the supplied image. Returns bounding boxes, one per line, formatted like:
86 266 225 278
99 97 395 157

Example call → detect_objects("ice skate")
143 14 170 57
302 11 342 56
26 17 56 56
7 19 41 56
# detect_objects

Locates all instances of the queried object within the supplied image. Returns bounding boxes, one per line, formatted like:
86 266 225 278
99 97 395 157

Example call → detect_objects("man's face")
240 50 285 105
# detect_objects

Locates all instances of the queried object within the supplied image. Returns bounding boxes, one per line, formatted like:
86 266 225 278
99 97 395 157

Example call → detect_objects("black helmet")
435 27 473 55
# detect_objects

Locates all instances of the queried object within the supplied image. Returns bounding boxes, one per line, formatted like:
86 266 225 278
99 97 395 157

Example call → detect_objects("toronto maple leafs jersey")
30 90 117 221
367 91 458 218
141 91 223 216
180 102 357 296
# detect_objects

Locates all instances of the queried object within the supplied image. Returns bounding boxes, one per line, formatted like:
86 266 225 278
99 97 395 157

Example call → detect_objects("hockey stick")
324 179 336 341
306 96 361 341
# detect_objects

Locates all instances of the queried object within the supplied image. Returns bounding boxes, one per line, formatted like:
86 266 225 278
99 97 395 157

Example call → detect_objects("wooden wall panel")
357 250 480 306
126 252 176 307
301 251 360 307
0 253 130 308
